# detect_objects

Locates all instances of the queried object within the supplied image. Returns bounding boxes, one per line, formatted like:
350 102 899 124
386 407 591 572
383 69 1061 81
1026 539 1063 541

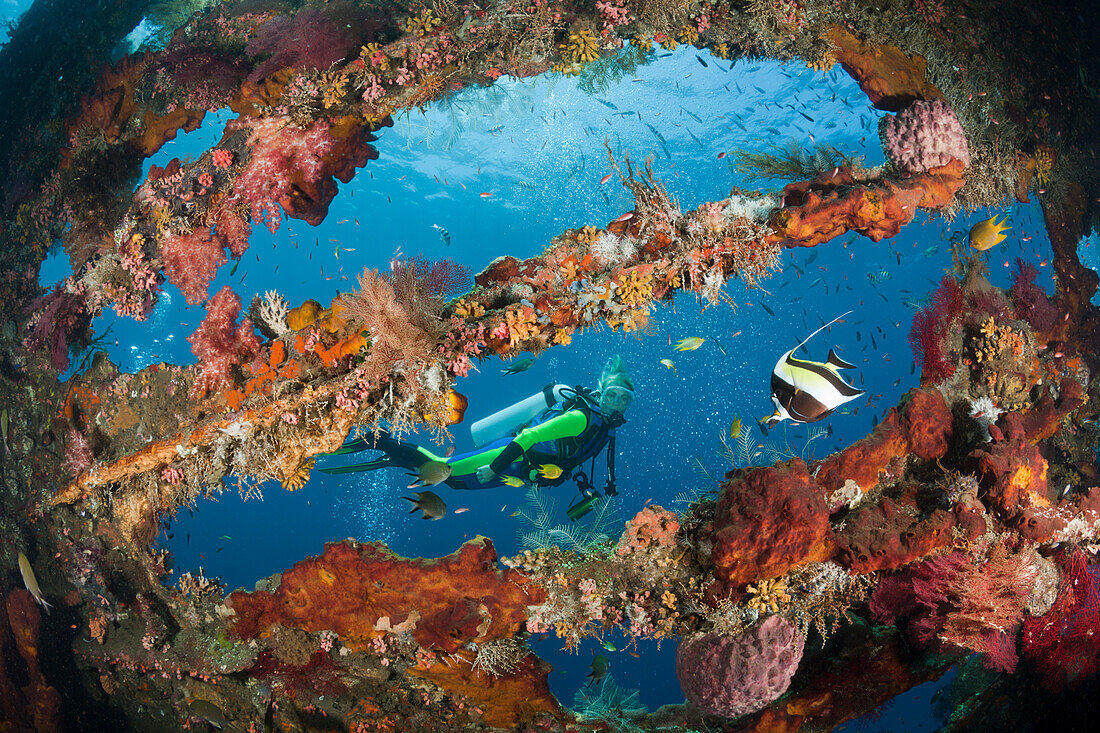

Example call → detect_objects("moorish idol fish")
762 311 864 429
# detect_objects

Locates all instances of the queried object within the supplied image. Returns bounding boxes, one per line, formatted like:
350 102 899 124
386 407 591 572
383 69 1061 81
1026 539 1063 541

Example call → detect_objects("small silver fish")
403 490 447 520
18 552 52 613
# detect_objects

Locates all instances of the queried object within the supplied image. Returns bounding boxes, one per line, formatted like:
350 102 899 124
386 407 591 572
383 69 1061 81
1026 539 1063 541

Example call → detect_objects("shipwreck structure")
1 0 1098 730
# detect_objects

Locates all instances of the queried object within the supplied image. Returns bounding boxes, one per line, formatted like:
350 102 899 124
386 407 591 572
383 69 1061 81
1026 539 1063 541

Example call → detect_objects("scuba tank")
470 383 573 447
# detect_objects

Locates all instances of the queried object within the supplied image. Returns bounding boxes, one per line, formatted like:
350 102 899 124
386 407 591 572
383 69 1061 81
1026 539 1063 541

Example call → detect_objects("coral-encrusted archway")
4 0 1099 730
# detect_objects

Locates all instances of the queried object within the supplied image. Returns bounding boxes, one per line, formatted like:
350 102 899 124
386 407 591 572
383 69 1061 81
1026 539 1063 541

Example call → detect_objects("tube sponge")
675 615 805 717
883 99 970 174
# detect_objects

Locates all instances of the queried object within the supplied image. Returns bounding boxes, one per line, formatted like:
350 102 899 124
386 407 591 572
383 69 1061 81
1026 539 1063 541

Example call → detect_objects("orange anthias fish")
969 215 1010 251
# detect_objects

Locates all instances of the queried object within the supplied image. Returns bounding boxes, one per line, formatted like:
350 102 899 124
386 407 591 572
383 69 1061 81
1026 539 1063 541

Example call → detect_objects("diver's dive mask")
599 385 633 417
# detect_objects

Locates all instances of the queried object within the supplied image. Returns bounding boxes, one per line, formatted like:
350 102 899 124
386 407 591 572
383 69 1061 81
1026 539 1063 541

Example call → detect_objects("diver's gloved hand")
476 466 496 484
604 481 618 497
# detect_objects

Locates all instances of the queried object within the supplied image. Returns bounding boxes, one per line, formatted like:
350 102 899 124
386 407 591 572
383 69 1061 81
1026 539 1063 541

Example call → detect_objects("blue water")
45 48 1058 717
0 0 34 45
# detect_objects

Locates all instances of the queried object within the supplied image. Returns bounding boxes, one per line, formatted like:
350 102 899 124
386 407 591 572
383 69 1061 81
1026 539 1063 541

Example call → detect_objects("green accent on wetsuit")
444 409 590 478
515 409 588 452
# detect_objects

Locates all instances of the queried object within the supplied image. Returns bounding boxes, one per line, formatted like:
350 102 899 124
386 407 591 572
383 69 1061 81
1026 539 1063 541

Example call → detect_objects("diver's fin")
316 457 393 474
327 437 374 455
328 429 397 455
826 349 857 370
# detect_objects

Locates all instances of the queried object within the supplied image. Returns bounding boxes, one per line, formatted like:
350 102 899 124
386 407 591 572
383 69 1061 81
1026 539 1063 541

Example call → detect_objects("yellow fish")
969 215 1010 251
660 358 677 374
730 416 742 438
501 475 527 487
674 337 705 352
538 464 563 480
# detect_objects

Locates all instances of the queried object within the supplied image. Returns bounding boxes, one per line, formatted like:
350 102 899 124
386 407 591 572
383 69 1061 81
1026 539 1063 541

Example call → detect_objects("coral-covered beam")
228 538 558 728
51 369 361 506
228 538 542 651
769 161 966 247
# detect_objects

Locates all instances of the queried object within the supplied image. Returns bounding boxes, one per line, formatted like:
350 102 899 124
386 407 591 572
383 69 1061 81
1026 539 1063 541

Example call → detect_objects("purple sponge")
675 615 806 717
883 99 970 174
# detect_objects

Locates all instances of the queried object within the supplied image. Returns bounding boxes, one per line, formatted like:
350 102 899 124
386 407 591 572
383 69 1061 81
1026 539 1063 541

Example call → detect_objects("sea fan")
340 269 438 367
572 674 646 728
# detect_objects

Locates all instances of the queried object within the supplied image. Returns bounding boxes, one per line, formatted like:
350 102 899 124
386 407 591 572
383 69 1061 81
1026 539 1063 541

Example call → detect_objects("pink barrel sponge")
883 99 970 174
675 615 805 717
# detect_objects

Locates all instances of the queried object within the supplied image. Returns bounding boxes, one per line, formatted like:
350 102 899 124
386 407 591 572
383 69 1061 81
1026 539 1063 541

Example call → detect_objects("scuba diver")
321 355 634 519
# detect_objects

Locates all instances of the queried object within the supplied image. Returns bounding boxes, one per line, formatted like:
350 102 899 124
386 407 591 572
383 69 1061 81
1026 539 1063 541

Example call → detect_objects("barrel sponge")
675 615 806 718
883 99 970 174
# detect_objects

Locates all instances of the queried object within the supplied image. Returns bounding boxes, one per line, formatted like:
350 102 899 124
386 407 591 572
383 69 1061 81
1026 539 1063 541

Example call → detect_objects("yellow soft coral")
678 25 699 45
404 8 441 36
808 51 836 72
360 42 390 71
617 268 653 307
575 225 601 245
1034 149 1053 185
281 458 315 491
746 577 791 614
453 298 485 319
560 30 599 64
551 62 582 76
610 307 651 333
320 69 349 109
505 307 540 347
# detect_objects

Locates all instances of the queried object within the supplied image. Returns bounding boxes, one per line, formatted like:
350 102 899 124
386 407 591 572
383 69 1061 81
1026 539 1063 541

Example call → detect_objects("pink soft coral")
213 204 252 258
616 506 680 556
161 227 228 305
188 287 261 397
228 117 338 231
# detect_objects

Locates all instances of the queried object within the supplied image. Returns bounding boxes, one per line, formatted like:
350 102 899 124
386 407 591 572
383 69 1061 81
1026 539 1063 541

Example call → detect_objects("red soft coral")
1022 549 1100 690
23 284 90 370
1009 258 1061 333
908 276 963 384
161 227 228 305
871 544 1034 671
188 287 261 397
244 8 355 84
